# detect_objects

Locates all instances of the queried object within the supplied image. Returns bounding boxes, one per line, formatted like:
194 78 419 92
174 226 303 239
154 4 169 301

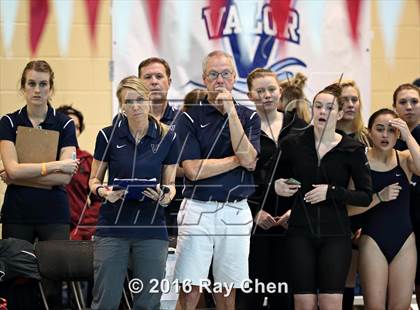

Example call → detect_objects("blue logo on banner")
186 2 306 93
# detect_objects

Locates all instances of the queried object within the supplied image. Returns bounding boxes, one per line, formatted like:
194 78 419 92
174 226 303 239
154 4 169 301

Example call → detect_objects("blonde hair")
116 76 168 137
279 73 311 122
338 79 370 146
278 72 307 90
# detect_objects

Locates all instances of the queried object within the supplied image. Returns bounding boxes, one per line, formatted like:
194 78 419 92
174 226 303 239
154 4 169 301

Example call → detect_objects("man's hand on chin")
215 88 234 114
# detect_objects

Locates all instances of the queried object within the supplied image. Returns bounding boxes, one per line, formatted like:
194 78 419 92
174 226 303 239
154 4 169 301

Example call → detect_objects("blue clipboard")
112 178 157 201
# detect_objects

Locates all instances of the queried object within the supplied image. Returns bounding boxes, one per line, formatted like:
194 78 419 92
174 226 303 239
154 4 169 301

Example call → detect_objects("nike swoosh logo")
396 173 401 177
116 144 127 149
200 123 210 128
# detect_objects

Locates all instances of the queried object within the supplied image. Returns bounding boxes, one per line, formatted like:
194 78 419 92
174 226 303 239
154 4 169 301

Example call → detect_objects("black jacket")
249 111 307 235
275 126 372 237
0 238 40 281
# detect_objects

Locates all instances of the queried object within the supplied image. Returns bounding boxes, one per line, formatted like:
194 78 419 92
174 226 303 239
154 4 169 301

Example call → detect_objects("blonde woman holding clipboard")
89 76 178 310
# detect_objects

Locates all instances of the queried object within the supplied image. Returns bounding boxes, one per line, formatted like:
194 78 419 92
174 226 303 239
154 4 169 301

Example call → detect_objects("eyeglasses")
206 70 233 81
340 96 359 103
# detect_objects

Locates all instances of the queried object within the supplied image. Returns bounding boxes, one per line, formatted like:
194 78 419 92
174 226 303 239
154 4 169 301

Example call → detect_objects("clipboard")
15 126 59 189
113 178 157 201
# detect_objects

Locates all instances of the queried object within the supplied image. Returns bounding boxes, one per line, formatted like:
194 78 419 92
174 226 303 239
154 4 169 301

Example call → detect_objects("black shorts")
286 235 352 294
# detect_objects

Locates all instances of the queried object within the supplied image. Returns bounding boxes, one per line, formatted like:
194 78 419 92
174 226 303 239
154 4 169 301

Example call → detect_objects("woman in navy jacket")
0 60 79 308
0 60 79 241
89 76 178 310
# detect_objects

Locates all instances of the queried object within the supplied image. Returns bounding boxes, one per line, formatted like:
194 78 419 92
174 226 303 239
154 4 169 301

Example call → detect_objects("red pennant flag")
85 0 101 48
147 0 162 46
345 0 362 45
29 0 49 56
270 0 292 40
209 0 226 38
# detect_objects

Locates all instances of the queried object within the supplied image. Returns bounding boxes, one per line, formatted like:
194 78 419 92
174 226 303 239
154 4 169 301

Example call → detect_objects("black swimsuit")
362 151 412 263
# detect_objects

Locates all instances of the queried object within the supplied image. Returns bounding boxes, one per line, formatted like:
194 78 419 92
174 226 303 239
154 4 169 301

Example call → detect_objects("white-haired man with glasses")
174 50 261 309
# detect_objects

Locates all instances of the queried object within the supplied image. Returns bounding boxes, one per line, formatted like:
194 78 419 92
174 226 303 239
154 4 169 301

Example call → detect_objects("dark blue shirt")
395 125 420 151
395 124 420 221
176 98 261 202
93 118 179 239
161 104 181 128
0 104 78 224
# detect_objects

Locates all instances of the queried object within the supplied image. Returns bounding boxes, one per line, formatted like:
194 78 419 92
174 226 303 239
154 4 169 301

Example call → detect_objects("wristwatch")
96 185 105 197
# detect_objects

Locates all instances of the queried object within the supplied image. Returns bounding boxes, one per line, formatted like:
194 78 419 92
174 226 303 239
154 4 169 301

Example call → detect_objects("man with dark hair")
138 57 171 80
137 57 179 126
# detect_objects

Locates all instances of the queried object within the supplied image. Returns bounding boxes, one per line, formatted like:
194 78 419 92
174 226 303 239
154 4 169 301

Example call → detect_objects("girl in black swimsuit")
348 108 420 309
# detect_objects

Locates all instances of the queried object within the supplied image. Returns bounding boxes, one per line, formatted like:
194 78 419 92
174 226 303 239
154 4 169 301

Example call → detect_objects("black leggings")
286 235 352 294
237 233 292 310
2 223 69 242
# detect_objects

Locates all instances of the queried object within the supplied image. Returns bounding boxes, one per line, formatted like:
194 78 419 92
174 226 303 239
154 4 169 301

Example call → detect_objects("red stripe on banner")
270 0 291 40
147 0 162 46
85 0 101 48
345 0 362 45
29 0 49 56
209 0 226 38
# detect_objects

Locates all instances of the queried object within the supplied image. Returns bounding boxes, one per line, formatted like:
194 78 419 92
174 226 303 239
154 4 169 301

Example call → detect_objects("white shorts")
174 198 253 288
